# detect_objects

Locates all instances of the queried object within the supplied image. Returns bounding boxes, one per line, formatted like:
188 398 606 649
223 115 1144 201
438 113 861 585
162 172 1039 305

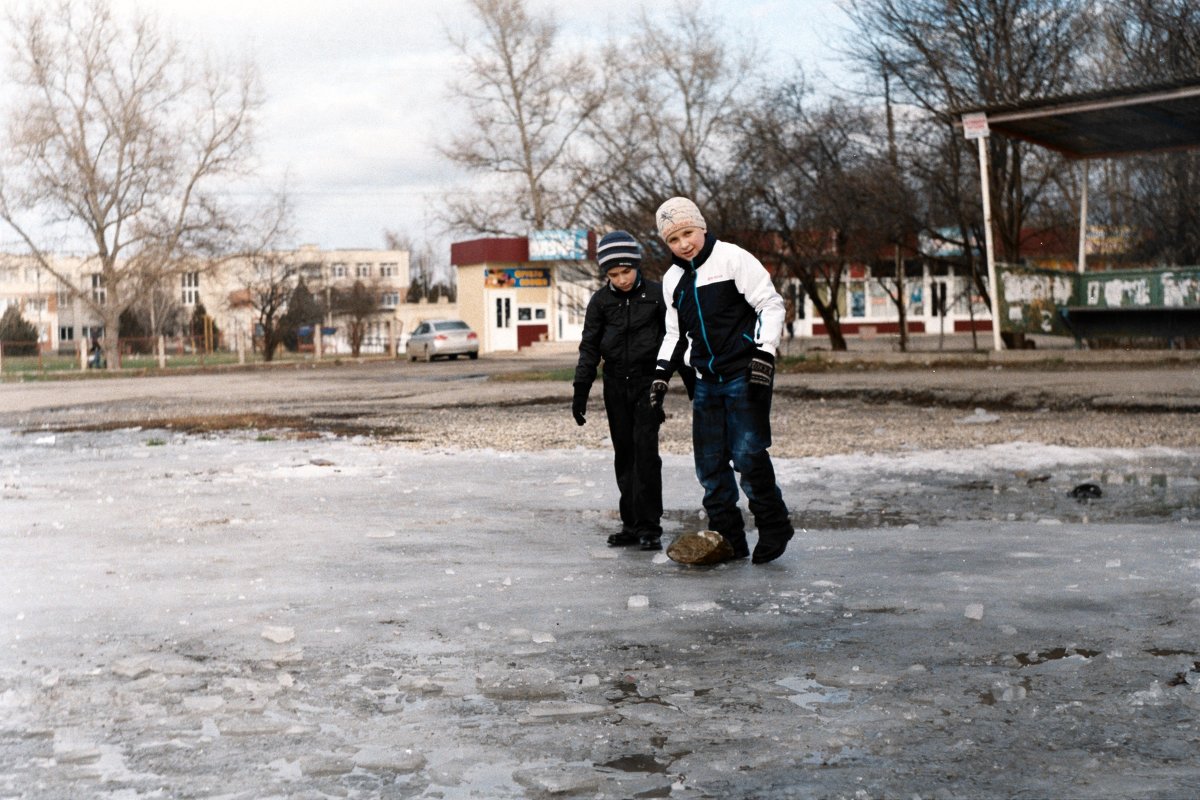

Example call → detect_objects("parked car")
406 319 480 362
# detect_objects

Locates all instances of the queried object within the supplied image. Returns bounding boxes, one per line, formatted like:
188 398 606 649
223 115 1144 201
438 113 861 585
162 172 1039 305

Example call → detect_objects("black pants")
603 374 663 536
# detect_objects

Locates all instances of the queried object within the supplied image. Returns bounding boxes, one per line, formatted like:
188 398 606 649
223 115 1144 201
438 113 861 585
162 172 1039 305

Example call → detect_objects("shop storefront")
450 231 596 354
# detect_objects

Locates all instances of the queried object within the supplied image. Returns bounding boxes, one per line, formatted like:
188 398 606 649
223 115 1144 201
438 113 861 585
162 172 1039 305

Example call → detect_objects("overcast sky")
10 1 855 259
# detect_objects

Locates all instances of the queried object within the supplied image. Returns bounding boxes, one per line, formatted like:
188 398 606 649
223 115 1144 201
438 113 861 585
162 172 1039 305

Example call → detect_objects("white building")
0 245 448 357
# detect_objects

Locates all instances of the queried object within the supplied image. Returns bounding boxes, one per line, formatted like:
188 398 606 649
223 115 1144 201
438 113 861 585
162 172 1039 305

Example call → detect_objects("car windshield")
435 321 470 331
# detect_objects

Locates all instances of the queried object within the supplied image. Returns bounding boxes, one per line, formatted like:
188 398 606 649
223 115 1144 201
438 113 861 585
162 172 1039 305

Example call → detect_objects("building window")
380 262 396 278
380 291 399 308
181 271 200 305
91 274 106 305
60 326 74 341
332 263 347 278
356 263 371 278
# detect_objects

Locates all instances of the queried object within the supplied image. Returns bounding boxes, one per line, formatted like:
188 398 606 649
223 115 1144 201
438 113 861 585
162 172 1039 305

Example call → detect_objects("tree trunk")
894 246 908 353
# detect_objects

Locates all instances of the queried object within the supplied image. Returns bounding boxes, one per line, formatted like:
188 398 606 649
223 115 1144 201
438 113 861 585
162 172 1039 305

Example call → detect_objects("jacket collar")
671 233 717 271
607 272 644 296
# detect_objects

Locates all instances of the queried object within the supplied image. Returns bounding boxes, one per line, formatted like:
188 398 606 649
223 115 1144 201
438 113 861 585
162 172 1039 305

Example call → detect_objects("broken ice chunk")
261 625 295 644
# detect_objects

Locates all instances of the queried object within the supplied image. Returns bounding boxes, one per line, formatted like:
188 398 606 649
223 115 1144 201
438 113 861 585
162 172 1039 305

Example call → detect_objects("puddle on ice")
776 676 851 710
599 754 670 774
1014 646 1102 666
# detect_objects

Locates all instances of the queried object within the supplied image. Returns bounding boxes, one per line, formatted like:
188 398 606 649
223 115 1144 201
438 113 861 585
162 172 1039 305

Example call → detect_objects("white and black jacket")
655 234 785 383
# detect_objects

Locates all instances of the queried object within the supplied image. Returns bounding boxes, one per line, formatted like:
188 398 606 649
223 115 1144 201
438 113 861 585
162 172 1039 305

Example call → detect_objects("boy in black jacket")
573 230 671 551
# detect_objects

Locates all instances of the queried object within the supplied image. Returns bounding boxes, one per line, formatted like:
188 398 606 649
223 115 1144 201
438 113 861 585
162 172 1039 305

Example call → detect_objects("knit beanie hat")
655 197 706 241
596 230 641 275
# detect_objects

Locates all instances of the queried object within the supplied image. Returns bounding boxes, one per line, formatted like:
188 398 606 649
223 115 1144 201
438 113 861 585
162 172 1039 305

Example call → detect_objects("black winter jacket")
574 277 669 387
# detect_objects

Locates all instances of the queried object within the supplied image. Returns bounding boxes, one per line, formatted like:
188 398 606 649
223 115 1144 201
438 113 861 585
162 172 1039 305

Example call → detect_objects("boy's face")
665 227 705 261
606 265 638 292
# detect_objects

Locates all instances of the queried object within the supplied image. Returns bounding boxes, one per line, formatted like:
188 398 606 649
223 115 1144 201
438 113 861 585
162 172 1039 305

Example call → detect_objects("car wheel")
468 352 478 360
449 354 459 360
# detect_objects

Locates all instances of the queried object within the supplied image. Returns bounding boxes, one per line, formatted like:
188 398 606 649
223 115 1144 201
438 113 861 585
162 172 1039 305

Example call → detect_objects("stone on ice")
627 594 650 609
964 604 984 621
666 530 734 565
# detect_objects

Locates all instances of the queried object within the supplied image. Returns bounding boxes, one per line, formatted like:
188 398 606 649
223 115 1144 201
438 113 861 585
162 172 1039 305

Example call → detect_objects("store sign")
529 229 589 261
485 267 551 288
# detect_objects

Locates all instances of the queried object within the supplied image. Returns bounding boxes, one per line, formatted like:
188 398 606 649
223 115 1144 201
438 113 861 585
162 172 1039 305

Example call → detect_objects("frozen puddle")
776 676 851 710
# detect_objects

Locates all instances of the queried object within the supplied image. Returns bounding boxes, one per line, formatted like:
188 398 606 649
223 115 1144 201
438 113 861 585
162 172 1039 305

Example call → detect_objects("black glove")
572 382 589 426
748 349 775 401
649 372 669 424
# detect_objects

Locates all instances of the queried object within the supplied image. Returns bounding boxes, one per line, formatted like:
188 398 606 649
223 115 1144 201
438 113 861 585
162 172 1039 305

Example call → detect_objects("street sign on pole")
962 112 990 140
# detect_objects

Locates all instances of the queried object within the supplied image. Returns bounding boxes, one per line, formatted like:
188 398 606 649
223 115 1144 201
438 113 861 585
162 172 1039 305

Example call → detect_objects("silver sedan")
406 319 480 361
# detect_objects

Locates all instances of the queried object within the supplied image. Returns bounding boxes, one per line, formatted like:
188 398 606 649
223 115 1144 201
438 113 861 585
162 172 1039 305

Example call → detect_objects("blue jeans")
692 376 792 545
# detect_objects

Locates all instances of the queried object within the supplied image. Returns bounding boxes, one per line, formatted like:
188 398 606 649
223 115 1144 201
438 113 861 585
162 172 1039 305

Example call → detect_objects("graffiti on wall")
1085 277 1151 307
1162 272 1200 307
997 266 1075 335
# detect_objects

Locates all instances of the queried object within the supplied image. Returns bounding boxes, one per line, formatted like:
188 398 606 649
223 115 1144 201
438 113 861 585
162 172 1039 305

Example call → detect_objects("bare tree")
331 280 382 357
740 79 907 351
233 251 294 362
577 5 760 263
440 0 602 235
383 229 453 302
844 0 1095 267
0 0 260 369
1094 0 1200 265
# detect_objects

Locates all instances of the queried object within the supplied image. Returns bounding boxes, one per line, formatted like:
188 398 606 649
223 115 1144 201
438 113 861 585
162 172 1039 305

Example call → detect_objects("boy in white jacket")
649 197 794 564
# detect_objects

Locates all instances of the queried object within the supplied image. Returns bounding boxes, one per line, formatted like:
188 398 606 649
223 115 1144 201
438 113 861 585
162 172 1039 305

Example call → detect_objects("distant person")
649 197 794 565
88 337 103 369
572 230 676 551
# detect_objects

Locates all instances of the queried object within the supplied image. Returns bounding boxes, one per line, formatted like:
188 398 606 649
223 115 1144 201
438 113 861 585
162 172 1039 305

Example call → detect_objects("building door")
489 290 517 351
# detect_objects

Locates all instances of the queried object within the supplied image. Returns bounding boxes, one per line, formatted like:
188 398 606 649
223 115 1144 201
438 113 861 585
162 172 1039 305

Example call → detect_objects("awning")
953 77 1200 159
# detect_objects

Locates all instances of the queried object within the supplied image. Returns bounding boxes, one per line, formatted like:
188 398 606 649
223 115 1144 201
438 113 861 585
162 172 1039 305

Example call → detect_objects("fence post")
79 339 87 371
315 327 323 361
157 335 166 369
237 328 246 365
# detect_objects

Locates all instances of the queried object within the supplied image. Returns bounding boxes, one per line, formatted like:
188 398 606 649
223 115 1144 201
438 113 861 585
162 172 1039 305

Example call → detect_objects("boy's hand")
649 376 669 421
748 349 775 401
572 383 589 426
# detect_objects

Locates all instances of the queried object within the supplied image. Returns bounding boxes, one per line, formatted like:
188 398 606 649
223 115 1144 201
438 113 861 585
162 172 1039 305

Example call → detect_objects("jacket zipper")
690 261 719 380
623 296 630 375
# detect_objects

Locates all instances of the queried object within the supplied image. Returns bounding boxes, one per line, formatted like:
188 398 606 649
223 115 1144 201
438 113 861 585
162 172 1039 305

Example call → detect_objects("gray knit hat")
596 230 641 274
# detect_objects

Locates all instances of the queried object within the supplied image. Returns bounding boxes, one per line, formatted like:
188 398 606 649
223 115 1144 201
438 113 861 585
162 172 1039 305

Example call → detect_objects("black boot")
752 524 794 564
607 528 640 547
639 534 662 551
724 531 750 560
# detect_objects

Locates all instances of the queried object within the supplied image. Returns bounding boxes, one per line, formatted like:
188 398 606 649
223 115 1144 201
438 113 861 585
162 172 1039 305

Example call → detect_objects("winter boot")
607 527 640 547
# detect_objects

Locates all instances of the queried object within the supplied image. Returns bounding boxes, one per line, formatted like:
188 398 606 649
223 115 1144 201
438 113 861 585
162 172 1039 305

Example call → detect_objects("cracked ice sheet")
2 427 1200 799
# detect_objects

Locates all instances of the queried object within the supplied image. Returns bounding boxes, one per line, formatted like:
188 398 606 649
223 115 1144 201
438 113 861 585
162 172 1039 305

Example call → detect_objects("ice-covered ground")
2 427 1199 799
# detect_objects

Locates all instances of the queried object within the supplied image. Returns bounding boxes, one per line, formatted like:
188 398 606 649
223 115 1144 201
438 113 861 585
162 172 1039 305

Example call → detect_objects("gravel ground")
4 354 1199 456
384 395 1200 457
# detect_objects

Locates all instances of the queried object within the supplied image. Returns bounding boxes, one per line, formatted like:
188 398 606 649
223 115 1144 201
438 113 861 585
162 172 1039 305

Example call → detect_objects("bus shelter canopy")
954 77 1200 159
